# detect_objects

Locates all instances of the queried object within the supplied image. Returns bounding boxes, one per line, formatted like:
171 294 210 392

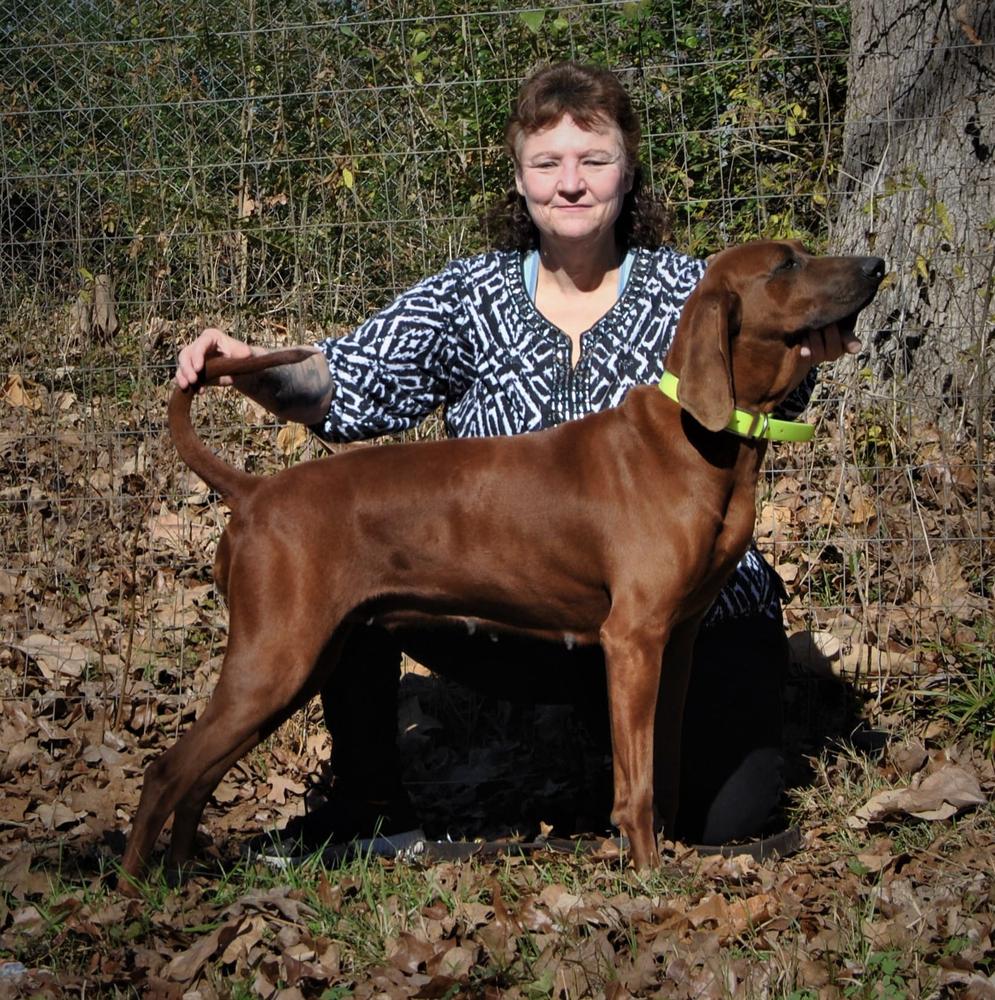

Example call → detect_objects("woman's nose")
556 160 586 194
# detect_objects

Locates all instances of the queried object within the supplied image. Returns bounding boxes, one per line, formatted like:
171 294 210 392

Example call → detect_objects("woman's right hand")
175 327 255 390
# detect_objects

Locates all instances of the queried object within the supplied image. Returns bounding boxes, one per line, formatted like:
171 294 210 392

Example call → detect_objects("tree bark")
831 0 994 428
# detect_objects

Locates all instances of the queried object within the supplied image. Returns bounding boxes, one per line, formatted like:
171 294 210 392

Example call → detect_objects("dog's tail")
168 347 317 504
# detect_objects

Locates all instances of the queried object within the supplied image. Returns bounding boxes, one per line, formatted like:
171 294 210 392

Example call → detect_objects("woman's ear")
623 160 636 194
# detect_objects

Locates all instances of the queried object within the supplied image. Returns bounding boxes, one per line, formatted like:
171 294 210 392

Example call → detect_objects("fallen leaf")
855 850 893 874
9 632 97 681
161 917 246 982
428 943 477 979
1 373 42 410
889 740 929 777
277 422 307 455
238 887 317 922
386 931 435 974
539 884 584 920
148 506 216 550
219 913 267 966
0 850 55 898
265 773 306 804
849 764 986 828
34 801 86 830
911 549 985 618
688 893 728 928
0 796 29 822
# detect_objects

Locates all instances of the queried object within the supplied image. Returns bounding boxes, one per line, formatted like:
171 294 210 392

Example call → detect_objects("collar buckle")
746 411 770 438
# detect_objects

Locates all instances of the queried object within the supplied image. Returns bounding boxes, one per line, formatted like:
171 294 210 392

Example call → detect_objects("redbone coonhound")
120 240 884 888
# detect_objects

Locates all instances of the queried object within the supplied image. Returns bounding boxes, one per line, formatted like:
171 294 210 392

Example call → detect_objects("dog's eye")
775 257 800 274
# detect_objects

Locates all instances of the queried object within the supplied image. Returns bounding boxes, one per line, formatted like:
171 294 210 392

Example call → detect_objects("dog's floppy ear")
676 289 736 433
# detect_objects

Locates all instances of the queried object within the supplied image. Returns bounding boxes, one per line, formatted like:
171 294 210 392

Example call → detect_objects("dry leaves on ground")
1 349 993 996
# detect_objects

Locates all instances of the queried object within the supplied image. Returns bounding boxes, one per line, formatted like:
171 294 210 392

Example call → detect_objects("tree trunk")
831 0 994 428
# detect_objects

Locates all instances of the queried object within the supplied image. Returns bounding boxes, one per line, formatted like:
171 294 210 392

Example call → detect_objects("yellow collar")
658 370 815 442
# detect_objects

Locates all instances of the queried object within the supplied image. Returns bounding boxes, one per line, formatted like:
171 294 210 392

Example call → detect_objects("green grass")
915 643 995 753
3 778 991 999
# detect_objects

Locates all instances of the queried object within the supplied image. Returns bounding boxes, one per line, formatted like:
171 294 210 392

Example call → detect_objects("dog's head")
674 240 885 432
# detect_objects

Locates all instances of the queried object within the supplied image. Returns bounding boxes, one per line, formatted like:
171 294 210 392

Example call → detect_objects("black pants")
321 614 788 845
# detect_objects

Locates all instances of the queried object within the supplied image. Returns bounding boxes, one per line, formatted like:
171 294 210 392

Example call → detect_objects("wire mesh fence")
2 0 850 321
1 0 991 753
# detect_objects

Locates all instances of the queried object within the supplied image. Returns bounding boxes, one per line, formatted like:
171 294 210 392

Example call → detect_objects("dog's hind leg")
164 686 314 877
120 624 341 891
166 627 353 872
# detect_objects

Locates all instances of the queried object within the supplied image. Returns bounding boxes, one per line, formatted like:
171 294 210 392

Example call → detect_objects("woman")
176 62 857 852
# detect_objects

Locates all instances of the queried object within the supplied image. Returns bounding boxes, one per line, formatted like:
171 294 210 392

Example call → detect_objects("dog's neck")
663 322 813 442
657 371 814 442
728 332 807 415
666 323 803 416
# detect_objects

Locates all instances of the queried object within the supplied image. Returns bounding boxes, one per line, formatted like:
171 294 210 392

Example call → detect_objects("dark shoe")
245 787 421 865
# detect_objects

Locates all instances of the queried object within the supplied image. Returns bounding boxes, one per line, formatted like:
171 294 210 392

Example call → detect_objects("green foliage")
1 0 850 334
845 950 910 1000
916 624 995 754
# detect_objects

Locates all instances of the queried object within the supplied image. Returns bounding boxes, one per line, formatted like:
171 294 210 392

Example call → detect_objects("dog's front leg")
652 618 700 839
600 613 668 870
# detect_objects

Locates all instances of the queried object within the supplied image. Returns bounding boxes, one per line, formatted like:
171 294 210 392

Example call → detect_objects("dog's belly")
374 608 603 649
362 574 611 641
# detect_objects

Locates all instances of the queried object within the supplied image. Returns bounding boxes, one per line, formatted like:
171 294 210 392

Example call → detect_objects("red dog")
120 240 883 888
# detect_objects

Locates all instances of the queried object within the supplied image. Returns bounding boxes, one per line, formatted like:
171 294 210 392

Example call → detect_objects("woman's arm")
175 258 471 441
233 348 334 426
309 261 470 442
175 327 334 425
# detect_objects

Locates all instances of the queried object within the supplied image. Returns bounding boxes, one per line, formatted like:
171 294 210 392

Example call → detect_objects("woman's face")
514 113 632 251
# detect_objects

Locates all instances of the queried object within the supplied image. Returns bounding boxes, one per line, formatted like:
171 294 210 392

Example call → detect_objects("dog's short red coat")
120 240 883 888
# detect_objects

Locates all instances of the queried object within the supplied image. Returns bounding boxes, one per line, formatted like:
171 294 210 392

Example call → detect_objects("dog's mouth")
797 267 885 345
784 301 868 349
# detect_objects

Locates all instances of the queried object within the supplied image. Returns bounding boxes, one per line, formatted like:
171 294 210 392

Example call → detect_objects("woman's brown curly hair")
485 62 671 252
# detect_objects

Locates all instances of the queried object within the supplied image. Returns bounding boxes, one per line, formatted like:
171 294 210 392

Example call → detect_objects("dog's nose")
861 257 886 281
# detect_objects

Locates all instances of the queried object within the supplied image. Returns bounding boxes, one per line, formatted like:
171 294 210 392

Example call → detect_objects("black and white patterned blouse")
313 246 809 626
